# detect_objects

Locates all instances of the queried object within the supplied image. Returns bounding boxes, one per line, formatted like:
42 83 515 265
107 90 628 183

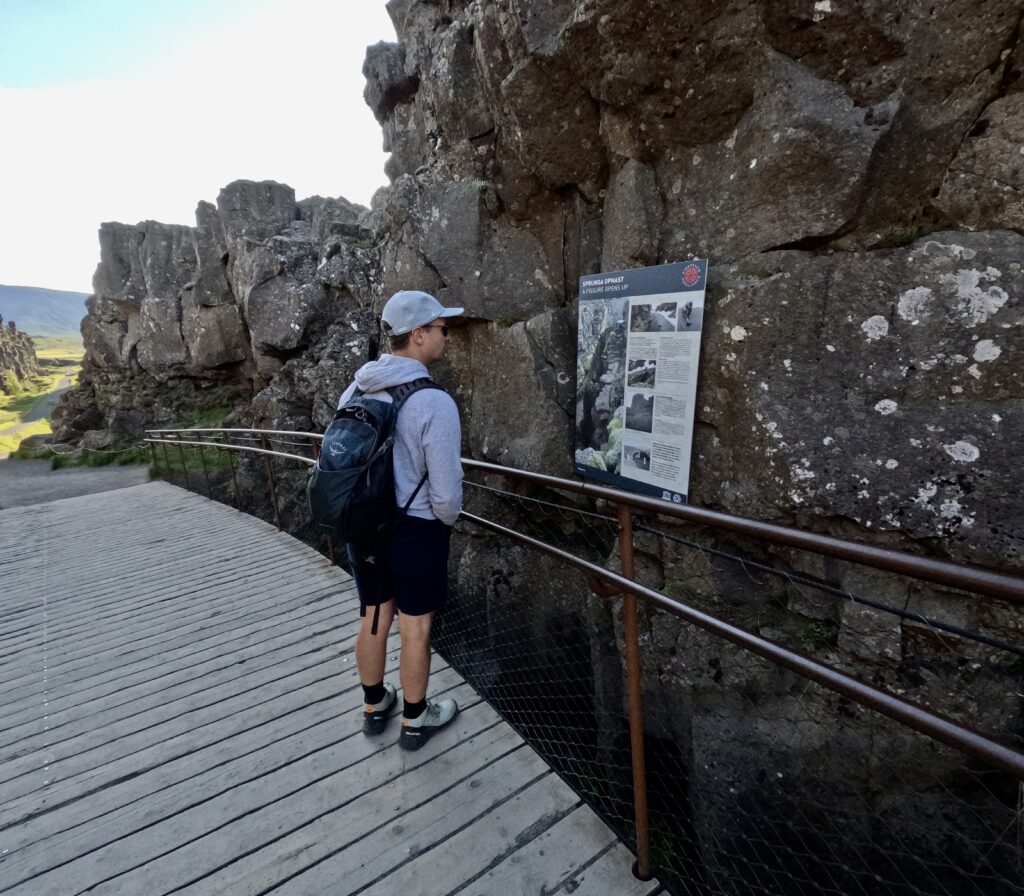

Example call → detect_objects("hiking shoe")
362 682 397 735
399 698 459 751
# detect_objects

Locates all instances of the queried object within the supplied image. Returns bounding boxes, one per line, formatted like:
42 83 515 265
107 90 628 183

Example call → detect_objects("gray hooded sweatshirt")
337 354 463 526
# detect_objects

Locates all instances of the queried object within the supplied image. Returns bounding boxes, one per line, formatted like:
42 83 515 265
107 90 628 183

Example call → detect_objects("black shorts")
346 516 453 617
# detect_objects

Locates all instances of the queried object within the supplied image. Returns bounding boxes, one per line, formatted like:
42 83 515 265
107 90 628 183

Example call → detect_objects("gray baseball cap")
381 290 463 336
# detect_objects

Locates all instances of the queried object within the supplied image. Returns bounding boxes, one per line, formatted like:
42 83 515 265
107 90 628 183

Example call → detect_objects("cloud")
0 1 394 293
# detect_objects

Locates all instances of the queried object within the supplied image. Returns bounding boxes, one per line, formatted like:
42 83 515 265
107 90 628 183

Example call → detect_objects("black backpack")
307 377 443 548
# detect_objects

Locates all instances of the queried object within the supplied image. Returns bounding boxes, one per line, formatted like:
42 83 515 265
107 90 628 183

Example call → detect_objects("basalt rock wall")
61 0 1024 570
0 317 39 395
54 182 382 440
366 0 1024 570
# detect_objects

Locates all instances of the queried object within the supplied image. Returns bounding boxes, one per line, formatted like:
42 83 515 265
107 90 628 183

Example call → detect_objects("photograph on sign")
575 260 708 504
627 359 657 388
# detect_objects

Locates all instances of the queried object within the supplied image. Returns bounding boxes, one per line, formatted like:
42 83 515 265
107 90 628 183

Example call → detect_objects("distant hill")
0 285 88 337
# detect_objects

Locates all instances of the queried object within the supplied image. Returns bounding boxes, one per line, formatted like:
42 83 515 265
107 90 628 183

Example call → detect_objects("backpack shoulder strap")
386 378 445 511
387 377 445 411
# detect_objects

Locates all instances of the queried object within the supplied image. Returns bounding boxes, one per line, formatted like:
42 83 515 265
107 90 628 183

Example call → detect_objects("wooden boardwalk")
0 482 660 896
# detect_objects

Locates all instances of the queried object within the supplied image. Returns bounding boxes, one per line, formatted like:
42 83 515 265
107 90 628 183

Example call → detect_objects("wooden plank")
2 585 353 703
0 667 471 892
0 583 356 714
0 648 351 803
0 578 355 704
325 776 580 896
0 536 339 648
0 577 349 682
0 512 259 572
0 605 358 763
0 551 324 648
446 804 660 896
1 524 333 602
0 544 351 661
0 543 336 649
0 585 358 735
551 841 663 896
0 493 330 609
178 723 529 896
1 643 412 853
0 482 658 896
0 528 314 596
447 804 616 895
14 678 484 896
0 643 407 834
0 493 233 563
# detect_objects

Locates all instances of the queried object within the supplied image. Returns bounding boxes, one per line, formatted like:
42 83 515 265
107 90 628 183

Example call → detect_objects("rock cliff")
58 0 1023 567
53 182 380 439
362 0 1024 571
0 316 39 394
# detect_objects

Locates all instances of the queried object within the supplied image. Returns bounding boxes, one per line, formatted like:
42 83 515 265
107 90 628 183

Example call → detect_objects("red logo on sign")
682 264 701 287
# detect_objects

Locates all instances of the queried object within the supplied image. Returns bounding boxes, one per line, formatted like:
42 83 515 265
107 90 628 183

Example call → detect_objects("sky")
0 0 396 294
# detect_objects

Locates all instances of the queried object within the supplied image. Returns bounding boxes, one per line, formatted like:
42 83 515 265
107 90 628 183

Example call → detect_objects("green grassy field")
0 419 52 454
35 335 85 363
0 336 83 452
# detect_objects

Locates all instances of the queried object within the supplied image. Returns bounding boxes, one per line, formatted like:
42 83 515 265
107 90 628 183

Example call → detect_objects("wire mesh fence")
452 471 1024 896
631 518 1024 755
147 433 1024 896
148 431 327 547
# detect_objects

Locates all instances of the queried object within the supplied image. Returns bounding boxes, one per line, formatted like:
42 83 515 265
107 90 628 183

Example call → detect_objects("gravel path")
23 372 74 422
0 374 75 460
0 373 73 439
0 458 151 509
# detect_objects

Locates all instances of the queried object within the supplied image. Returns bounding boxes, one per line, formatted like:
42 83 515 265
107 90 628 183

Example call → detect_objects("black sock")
403 697 426 720
362 681 386 706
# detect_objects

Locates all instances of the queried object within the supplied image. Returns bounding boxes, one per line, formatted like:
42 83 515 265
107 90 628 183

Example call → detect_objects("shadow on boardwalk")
0 459 150 509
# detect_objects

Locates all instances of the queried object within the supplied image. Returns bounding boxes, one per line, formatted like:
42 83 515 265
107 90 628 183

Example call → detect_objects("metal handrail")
462 510 1024 780
462 459 1024 605
144 436 314 466
147 429 1024 604
147 426 1024 881
147 427 324 440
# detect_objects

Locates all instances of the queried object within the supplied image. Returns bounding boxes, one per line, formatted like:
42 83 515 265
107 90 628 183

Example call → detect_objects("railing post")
198 444 212 497
617 502 652 881
260 434 283 530
226 440 241 509
176 441 191 491
309 436 334 564
160 441 172 481
149 442 158 475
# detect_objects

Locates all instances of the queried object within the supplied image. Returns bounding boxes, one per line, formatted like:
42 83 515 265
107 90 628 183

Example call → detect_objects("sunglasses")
421 324 449 337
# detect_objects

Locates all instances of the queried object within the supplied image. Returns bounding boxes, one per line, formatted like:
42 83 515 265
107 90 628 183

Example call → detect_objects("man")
337 290 464 751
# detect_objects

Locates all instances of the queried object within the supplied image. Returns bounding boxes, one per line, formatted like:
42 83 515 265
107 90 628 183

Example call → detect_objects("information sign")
574 260 708 504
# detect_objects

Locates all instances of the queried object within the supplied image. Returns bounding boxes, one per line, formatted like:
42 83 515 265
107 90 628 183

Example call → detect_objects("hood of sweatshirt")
352 354 430 393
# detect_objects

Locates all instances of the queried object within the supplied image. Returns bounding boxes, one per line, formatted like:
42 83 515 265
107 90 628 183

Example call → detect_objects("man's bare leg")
397 610 433 702
396 610 458 750
356 599 396 687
